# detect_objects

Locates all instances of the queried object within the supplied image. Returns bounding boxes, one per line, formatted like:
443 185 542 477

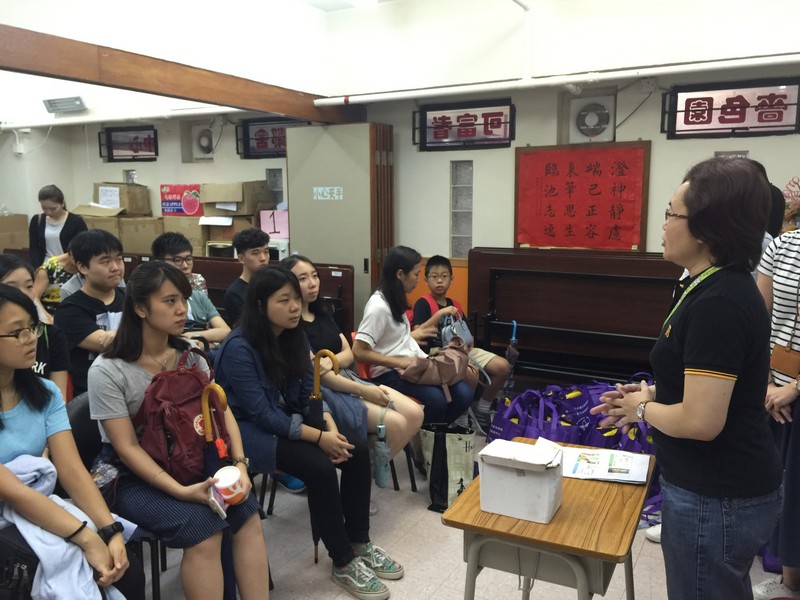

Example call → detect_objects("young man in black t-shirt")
54 230 124 396
223 228 270 326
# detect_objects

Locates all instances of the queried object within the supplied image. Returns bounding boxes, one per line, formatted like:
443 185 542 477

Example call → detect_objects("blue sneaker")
275 472 306 493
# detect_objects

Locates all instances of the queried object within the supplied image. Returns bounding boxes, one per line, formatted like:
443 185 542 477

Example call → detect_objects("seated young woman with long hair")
281 255 424 460
0 254 70 402
352 246 472 426
215 266 402 600
86 262 269 600
0 284 143 599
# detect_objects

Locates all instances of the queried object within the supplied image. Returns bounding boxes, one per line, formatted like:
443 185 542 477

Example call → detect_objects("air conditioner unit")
192 125 214 160
568 95 616 144
268 239 289 261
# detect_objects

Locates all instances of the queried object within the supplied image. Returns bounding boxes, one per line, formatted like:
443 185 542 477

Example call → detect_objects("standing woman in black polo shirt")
28 184 87 270
592 157 782 599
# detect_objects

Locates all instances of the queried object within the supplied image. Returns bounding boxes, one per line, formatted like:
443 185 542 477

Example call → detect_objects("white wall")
367 63 800 255
2 1 800 255
0 118 284 221
0 127 74 217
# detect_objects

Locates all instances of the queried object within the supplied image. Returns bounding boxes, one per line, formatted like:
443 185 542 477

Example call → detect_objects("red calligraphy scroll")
515 142 650 251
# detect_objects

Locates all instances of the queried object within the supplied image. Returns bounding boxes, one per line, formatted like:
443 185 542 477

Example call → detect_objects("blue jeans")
373 369 472 425
660 477 782 600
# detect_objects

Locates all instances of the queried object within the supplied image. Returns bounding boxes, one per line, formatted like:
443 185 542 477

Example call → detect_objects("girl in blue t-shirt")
0 284 142 598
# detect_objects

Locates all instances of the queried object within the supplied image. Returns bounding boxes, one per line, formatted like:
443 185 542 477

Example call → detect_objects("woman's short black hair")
683 157 770 271
377 246 421 323
0 284 50 431
241 266 309 384
105 261 191 362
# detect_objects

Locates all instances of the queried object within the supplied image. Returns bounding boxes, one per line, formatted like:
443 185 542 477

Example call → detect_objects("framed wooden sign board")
515 141 650 251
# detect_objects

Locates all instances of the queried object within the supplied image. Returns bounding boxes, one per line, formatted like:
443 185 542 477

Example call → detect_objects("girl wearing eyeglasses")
0 283 143 599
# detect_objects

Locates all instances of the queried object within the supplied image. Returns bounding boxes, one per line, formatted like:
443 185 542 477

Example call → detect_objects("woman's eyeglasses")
664 209 688 221
0 323 45 343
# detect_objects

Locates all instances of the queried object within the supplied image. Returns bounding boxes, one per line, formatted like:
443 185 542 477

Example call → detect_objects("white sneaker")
453 413 470 429
753 576 800 599
644 523 661 543
369 501 378 516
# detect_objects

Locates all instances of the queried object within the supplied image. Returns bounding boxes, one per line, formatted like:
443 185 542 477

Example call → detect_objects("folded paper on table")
561 446 649 484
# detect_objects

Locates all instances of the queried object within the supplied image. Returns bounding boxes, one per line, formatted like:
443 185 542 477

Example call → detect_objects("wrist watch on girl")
97 521 124 544
635 401 648 422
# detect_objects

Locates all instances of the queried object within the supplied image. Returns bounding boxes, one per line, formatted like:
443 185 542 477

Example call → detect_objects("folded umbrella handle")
202 383 228 444
312 349 339 400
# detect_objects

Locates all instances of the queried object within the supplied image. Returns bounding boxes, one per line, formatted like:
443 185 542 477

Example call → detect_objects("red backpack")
133 348 230 486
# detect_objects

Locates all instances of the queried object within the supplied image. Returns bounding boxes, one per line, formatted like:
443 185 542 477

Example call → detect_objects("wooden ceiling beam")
0 24 364 124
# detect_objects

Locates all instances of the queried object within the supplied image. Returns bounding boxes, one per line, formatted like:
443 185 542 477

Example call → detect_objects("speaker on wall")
568 95 616 143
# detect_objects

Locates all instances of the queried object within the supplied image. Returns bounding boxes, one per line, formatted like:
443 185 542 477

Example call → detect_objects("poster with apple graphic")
160 184 204 216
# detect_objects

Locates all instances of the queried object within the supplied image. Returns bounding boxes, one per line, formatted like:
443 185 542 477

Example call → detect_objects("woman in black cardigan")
28 184 87 268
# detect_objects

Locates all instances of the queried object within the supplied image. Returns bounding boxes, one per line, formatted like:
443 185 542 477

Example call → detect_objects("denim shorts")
660 476 782 600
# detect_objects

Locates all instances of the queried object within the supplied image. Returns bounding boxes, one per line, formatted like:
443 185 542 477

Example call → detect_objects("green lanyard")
662 266 723 328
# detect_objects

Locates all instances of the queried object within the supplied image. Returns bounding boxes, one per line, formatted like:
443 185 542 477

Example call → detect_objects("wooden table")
441 438 655 600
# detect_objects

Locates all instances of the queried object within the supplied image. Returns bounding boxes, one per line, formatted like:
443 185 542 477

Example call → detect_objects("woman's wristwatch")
232 456 250 469
97 521 124 544
635 401 649 422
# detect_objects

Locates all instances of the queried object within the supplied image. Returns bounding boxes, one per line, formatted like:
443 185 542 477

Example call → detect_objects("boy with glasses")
412 255 510 434
151 232 231 345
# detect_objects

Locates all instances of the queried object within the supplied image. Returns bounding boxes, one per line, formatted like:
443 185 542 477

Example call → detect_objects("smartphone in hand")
208 485 228 519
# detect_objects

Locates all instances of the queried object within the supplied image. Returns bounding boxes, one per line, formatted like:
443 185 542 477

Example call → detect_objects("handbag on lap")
398 336 469 402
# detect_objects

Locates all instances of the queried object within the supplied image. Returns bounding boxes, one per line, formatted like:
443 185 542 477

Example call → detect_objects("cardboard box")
81 215 121 240
202 216 252 242
163 216 207 254
93 183 151 215
73 204 125 218
200 181 268 217
0 214 29 251
479 439 563 524
118 217 163 255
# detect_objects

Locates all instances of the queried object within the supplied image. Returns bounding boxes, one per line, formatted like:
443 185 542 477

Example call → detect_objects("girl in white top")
353 246 473 425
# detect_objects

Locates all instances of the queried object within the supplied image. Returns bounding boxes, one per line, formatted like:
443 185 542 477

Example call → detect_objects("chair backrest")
65 392 102 470
350 332 371 380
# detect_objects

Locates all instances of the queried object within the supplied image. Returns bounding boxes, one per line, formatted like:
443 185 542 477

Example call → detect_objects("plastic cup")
213 466 246 505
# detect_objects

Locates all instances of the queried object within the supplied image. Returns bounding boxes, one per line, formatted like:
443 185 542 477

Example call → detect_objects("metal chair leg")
389 458 400 491
404 443 418 492
267 474 278 515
